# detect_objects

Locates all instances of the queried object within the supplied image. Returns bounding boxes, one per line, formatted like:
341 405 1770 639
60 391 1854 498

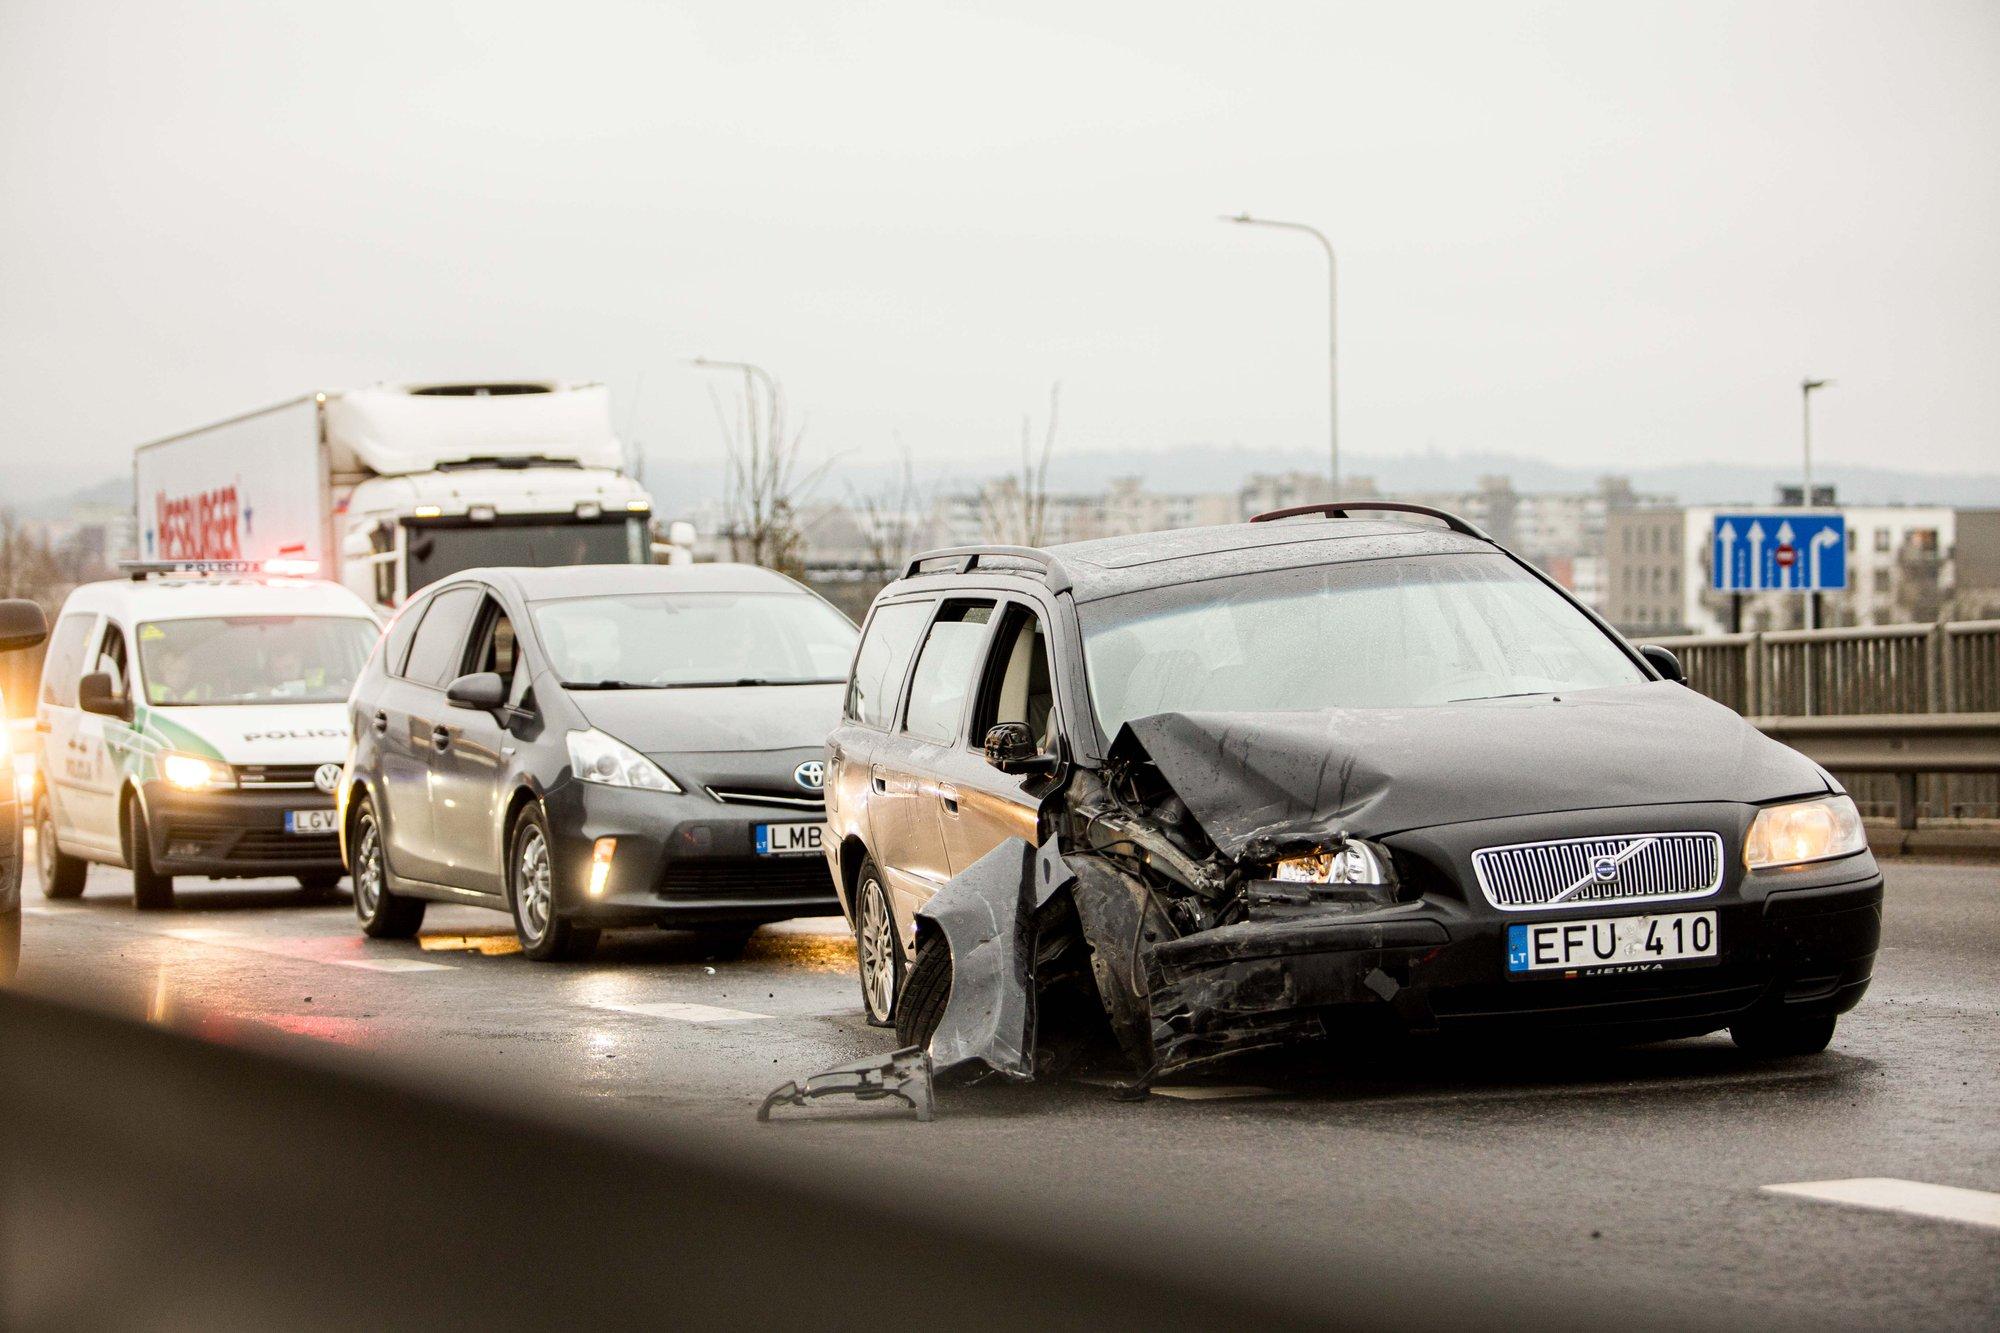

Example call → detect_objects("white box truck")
134 381 679 611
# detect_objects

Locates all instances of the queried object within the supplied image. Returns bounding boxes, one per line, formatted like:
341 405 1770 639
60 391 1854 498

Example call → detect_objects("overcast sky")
2 0 1995 502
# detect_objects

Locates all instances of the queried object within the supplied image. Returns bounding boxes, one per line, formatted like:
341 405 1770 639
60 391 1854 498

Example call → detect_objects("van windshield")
1079 553 1646 736
404 518 644 594
139 617 381 706
531 591 857 688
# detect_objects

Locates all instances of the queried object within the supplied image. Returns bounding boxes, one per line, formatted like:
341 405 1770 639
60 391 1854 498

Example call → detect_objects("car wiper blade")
562 680 656 690
1447 690 1555 703
657 677 845 688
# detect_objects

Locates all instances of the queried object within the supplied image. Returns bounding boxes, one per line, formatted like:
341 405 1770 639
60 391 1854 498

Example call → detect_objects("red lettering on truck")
155 485 242 560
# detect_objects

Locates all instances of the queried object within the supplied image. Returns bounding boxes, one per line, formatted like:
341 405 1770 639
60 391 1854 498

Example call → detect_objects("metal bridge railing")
1652 620 2000 828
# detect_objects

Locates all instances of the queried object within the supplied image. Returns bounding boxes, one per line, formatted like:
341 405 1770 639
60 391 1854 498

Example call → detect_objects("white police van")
34 562 380 910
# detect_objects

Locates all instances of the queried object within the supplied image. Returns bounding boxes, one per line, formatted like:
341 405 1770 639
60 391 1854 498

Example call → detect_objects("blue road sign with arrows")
1711 512 1846 592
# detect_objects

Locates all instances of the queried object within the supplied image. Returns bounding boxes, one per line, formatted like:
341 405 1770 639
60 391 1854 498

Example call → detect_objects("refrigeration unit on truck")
133 381 677 612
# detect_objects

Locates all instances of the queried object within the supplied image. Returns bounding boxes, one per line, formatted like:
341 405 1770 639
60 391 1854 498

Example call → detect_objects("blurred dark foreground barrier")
0 989 1393 1331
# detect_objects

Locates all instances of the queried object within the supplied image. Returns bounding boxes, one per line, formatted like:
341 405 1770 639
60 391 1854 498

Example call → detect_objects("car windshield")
531 591 858 688
1079 552 1646 735
138 616 381 707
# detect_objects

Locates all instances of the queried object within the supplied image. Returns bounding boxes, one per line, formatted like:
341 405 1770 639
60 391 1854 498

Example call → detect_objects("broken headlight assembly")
1269 838 1391 886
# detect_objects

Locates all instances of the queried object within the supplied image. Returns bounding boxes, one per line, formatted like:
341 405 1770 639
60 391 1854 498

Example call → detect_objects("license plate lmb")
1507 909 1718 975
755 822 824 857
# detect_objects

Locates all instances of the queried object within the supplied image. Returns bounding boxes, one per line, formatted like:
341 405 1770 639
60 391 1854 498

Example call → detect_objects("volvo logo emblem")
314 763 342 795
793 760 825 791
1591 856 1619 883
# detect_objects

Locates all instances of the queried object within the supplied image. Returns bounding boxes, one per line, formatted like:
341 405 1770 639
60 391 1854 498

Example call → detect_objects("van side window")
40 614 95 707
846 600 932 728
902 602 995 744
97 623 131 698
401 586 483 687
971 605 1056 754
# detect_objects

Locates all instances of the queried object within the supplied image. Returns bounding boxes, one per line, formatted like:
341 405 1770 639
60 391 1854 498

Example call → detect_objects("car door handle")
371 712 390 735
870 766 889 794
430 725 452 752
938 784 959 814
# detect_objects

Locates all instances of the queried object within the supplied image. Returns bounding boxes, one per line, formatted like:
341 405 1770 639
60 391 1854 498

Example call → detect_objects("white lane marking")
1151 1085 1279 1102
596 1000 769 1023
149 924 456 973
343 958 457 973
1763 1178 2000 1231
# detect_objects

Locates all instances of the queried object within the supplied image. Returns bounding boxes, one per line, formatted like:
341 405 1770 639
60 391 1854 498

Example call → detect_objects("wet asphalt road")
10 849 1999 1329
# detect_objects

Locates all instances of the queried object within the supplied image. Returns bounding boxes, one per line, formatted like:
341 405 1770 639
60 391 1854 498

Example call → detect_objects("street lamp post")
1801 376 1832 631
1223 213 1339 494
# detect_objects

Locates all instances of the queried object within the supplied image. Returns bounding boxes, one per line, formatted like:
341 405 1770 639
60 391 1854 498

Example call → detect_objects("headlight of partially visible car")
1273 839 1391 886
1745 794 1866 870
161 752 232 792
566 729 681 793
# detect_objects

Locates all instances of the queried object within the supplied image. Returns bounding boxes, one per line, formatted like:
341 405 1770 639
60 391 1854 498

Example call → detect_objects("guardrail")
1657 620 2000 834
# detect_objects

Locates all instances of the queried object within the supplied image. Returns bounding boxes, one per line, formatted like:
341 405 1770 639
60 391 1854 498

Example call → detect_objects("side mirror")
1638 644 1685 685
983 722 1056 777
78 671 131 721
445 671 507 711
0 599 47 653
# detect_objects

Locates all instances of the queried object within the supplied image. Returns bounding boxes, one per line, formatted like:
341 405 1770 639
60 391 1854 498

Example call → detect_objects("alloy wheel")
353 816 383 920
36 802 56 886
858 878 897 1021
516 827 553 943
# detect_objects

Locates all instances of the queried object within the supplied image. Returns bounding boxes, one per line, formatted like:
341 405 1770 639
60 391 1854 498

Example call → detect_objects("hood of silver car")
569 682 843 755
1110 681 1830 854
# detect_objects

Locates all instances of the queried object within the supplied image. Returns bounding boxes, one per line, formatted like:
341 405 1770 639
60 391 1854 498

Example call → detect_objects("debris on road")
758 1047 935 1122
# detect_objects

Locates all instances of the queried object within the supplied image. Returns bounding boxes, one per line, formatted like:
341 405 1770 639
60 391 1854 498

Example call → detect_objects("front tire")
508 806 598 962
35 794 86 900
894 933 951 1050
854 861 903 1026
126 797 174 912
352 797 424 939
1731 1011 1837 1057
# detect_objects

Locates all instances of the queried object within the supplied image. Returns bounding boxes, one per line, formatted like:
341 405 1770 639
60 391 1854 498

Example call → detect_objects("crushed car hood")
1112 682 1827 855
568 683 843 754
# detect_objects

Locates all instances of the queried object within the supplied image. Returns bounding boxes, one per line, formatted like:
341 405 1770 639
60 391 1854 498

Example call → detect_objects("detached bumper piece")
758 1047 935 1123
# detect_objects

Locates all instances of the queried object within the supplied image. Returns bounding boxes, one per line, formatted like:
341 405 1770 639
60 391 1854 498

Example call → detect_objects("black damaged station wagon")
824 502 1882 1080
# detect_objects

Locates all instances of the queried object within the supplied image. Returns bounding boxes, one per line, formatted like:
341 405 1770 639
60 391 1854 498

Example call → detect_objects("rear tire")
697 927 756 961
352 797 424 939
895 933 951 1049
854 862 903 1027
509 806 598 962
1731 1011 1837 1057
126 798 174 912
296 871 344 901
35 794 86 900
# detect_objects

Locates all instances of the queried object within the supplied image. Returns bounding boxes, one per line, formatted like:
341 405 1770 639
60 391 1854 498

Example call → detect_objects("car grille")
705 786 824 811
659 857 835 899
235 764 324 790
1471 832 1724 912
160 816 342 864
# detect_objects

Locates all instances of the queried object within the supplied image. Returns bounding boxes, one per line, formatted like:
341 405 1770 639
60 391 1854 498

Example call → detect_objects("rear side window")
380 597 428 678
39 614 95 707
902 602 995 744
401 586 483 687
846 600 931 728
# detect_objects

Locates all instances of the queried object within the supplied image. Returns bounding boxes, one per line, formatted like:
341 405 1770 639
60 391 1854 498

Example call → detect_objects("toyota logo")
1590 856 1619 883
314 763 343 795
793 760 825 791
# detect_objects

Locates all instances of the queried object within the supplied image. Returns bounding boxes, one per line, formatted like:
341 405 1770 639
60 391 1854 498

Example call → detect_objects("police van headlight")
566 729 681 793
1745 794 1867 869
162 753 232 792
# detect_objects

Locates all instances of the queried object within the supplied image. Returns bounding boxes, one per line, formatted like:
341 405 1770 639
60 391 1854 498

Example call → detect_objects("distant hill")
21 446 2000 526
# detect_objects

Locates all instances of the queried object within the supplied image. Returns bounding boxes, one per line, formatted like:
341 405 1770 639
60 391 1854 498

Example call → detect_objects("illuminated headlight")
1745 794 1867 870
566 729 680 792
1274 840 1390 885
161 752 232 792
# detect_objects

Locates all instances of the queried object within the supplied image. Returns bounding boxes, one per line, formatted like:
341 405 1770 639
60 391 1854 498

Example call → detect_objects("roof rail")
901 545 1073 595
1248 500 1492 542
